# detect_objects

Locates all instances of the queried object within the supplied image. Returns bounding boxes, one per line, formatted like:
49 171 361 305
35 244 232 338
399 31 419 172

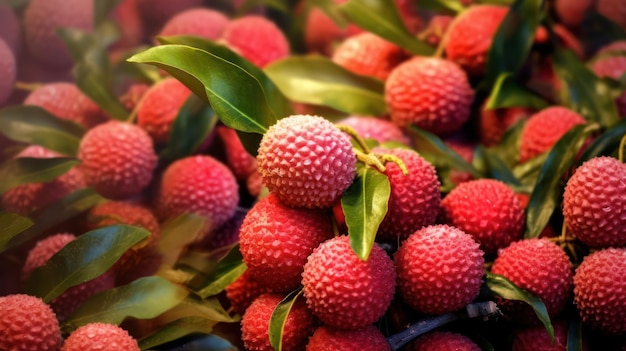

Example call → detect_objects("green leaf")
477 0 514 4
485 0 544 86
265 55 387 116
138 317 216 350
486 73 549 110
339 0 434 55
486 272 554 342
112 45 162 84
24 224 150 302
309 0 349 26
0 211 33 252
0 157 79 195
159 214 208 267
269 288 304 351
567 315 584 351
524 124 593 238
155 295 237 324
157 35 293 119
63 276 189 332
195 244 246 298
473 146 521 186
419 0 465 15
128 44 278 134
579 113 626 162
0 106 85 156
552 48 620 127
94 0 123 26
512 152 547 186
3 0 28 7
342 166 390 261
237 0 290 15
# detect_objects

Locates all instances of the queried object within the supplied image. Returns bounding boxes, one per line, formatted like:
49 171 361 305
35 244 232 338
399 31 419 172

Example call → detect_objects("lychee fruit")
225 270 272 316
238 193 333 292
302 235 396 330
554 0 594 28
410 331 480 351
373 147 441 243
109 0 145 52
61 322 140 351
574 248 626 335
241 293 317 351
385 57 474 135
23 0 94 68
136 77 192 144
478 104 532 147
158 8 229 41
21 233 116 321
1 145 85 216
306 325 390 351
257 114 356 208
0 4 21 56
331 32 409 81
563 156 626 248
155 155 239 238
215 125 257 181
491 238 574 323
0 294 62 351
395 224 484 315
512 319 569 351
337 116 411 145
519 106 586 163
119 82 150 111
439 179 525 254
136 0 203 35
221 15 290 68
444 5 508 76
23 82 108 129
597 0 626 31
0 38 16 106
78 120 157 199
419 15 453 47
591 54 626 117
303 1 362 55
444 134 476 186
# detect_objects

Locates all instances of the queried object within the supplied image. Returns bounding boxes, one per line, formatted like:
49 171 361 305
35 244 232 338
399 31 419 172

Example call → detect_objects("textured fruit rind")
574 248 626 335
338 116 410 145
61 322 140 351
410 331 480 351
0 294 62 351
225 270 272 315
158 8 229 40
306 325 391 351
222 15 289 68
512 320 569 351
302 236 396 330
395 224 484 315
257 115 356 208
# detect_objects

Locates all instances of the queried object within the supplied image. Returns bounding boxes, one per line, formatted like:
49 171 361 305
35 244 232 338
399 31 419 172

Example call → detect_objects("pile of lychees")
1 0 625 350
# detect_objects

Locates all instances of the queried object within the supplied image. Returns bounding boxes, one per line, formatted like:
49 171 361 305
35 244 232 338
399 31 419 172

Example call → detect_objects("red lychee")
302 236 396 330
158 8 229 41
597 0 626 30
239 193 333 292
419 15 453 47
439 179 524 254
61 322 140 351
109 0 145 52
554 0 594 28
444 134 476 186
136 78 192 144
225 270 272 316
591 54 626 117
78 120 157 199
221 15 290 68
241 293 317 351
0 38 15 106
574 248 626 335
385 57 474 135
373 147 441 242
0 4 20 56
519 106 586 163
119 83 150 111
478 104 532 147
410 331 480 351
512 320 569 351
0 294 62 351
395 224 484 315
491 238 573 323
331 32 409 81
303 1 362 56
215 125 257 181
257 114 356 208
563 156 626 248
306 325 390 351
136 0 203 35
444 5 508 76
337 116 411 145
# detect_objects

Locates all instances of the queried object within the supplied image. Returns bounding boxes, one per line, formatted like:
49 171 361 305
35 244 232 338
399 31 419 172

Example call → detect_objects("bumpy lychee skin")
306 325 390 351
303 0 362 55
302 236 396 330
215 125 257 180
332 32 409 81
257 115 356 208
155 155 239 235
439 179 524 254
221 15 290 68
0 294 62 351
338 116 411 145
78 121 157 199
241 293 317 351
395 225 484 315
444 5 508 76
374 148 441 242
158 8 229 40
512 320 569 351
0 38 15 105
225 270 272 316
519 106 586 163
385 57 474 135
239 193 333 292
62 322 140 351
563 157 626 247
574 248 626 335
492 238 574 323
410 331 480 351
136 78 192 143
591 55 626 117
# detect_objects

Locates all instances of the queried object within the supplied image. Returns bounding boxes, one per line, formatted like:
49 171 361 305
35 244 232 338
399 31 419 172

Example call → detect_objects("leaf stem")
619 133 626 163
336 124 372 153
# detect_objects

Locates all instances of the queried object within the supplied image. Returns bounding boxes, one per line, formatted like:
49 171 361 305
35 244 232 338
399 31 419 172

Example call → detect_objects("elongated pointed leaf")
155 296 237 324
269 288 304 351
138 317 217 350
159 214 208 267
525 124 591 238
339 0 434 55
24 225 150 302
486 73 549 110
486 272 554 342
128 45 278 134
567 315 584 351
63 276 188 332
474 146 521 186
0 157 79 195
342 166 390 260
196 244 246 298
265 55 387 116
0 211 33 251
419 0 465 14
579 113 626 162
0 106 85 156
